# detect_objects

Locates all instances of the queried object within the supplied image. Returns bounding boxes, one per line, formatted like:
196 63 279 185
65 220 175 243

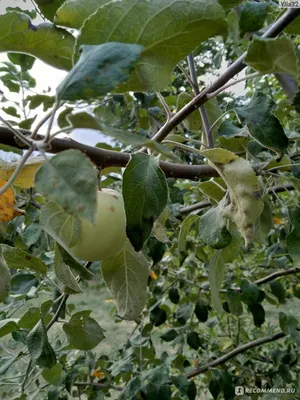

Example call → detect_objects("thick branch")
0 127 218 180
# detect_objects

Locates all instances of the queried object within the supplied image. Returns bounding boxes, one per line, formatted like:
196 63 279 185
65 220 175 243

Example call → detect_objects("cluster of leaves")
0 0 300 399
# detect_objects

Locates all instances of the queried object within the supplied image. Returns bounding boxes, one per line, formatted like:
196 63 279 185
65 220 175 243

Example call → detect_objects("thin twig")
187 54 213 148
156 92 172 121
207 72 263 99
0 148 35 195
0 116 32 147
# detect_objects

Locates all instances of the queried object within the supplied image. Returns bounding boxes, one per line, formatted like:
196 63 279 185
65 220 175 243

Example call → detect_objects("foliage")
0 1 300 399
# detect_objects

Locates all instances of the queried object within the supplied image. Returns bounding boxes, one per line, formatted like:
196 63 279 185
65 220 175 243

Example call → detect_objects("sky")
0 0 246 161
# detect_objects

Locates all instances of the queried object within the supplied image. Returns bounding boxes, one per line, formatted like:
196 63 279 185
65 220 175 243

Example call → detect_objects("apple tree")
0 1 300 399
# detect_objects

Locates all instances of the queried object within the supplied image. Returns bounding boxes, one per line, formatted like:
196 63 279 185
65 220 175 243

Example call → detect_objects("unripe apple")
70 188 127 261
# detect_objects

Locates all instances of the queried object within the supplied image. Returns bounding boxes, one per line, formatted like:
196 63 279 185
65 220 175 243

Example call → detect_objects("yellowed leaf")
0 179 25 222
149 270 158 280
273 217 284 225
92 369 105 380
0 156 44 189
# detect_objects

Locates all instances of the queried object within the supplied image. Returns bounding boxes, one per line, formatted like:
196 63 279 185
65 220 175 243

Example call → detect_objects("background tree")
0 1 300 399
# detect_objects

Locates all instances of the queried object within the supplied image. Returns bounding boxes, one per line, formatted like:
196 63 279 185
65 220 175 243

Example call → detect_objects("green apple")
70 188 127 261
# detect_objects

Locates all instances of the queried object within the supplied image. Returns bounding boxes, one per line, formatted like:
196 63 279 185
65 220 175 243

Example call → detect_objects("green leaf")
57 43 143 101
245 37 298 77
0 12 74 70
120 377 142 400
54 245 82 294
123 154 168 251
241 280 261 305
219 0 243 10
198 179 226 203
55 0 109 29
209 251 225 313
287 208 300 267
27 94 55 111
239 1 268 34
2 106 20 118
63 310 105 350
226 290 243 316
76 0 228 91
176 303 193 325
10 273 38 294
27 318 57 368
194 300 209 322
178 214 200 252
18 307 41 330
7 52 35 71
236 93 289 153
56 244 94 281
160 329 178 342
141 366 171 399
168 287 180 304
202 149 264 245
35 149 98 223
270 281 286 304
40 201 81 250
42 363 62 386
150 307 167 327
199 199 232 249
187 331 201 350
0 319 18 338
279 312 300 345
0 244 47 275
0 252 11 303
35 0 65 21
101 240 149 320
172 375 197 400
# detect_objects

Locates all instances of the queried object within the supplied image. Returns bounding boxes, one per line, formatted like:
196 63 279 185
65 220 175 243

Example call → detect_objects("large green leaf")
245 37 298 77
123 154 168 251
0 12 74 70
63 310 105 350
101 240 149 320
201 148 264 244
40 201 81 250
239 1 268 34
57 43 143 101
178 214 200 252
76 0 228 91
35 0 65 21
199 198 232 249
55 0 109 28
236 93 289 153
27 318 57 368
209 251 225 313
0 244 47 275
54 245 82 294
0 319 18 338
35 150 98 223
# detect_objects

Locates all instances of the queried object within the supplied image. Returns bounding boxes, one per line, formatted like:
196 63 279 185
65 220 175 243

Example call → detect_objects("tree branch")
74 381 123 392
254 267 300 286
180 184 296 214
185 331 286 379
